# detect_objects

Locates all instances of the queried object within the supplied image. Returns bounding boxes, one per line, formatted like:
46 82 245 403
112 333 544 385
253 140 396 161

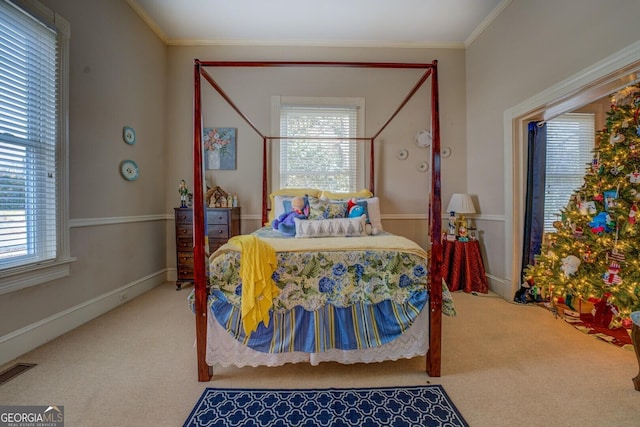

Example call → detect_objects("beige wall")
6 0 640 365
0 0 167 360
466 0 640 297
164 46 467 248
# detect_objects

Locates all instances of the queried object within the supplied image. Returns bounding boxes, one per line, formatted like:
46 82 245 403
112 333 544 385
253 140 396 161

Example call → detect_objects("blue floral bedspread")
189 229 456 354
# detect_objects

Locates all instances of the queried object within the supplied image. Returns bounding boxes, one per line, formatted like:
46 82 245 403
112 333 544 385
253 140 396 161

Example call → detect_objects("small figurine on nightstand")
447 211 457 241
178 179 189 207
457 223 469 242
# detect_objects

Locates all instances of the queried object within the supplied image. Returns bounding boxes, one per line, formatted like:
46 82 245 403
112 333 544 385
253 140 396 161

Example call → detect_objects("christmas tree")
524 84 640 329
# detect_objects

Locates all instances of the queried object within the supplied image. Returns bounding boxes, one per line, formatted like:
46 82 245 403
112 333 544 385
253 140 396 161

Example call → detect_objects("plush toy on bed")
272 196 308 236
347 197 378 235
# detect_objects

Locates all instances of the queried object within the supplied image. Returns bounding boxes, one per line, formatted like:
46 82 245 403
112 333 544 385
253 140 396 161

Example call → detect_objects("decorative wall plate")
416 160 429 173
441 147 452 158
395 148 409 160
123 126 136 145
120 160 139 181
415 130 431 148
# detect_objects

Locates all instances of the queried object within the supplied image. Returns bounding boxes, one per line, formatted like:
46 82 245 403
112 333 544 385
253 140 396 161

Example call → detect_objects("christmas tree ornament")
610 165 624 175
629 204 638 224
603 262 623 285
560 255 581 278
629 171 640 183
611 133 626 144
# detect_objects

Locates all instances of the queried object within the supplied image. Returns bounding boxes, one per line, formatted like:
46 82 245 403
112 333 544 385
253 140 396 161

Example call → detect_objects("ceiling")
127 0 509 48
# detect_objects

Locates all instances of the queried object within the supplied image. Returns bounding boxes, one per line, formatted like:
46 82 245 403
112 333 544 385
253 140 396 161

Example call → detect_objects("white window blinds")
544 113 595 233
279 103 360 192
0 0 58 269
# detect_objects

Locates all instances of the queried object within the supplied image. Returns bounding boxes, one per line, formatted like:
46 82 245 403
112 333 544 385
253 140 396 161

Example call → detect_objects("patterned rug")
183 385 468 427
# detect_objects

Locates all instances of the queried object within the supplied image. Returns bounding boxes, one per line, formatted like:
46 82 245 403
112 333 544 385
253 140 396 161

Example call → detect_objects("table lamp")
446 194 476 236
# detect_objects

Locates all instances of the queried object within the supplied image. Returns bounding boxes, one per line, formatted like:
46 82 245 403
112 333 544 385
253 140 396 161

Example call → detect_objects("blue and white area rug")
183 385 468 427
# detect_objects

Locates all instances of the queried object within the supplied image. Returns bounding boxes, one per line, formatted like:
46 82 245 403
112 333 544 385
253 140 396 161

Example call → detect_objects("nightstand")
174 207 241 290
441 239 489 293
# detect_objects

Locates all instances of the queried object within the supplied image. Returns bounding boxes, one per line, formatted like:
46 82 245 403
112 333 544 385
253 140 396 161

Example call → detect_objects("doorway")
504 42 640 297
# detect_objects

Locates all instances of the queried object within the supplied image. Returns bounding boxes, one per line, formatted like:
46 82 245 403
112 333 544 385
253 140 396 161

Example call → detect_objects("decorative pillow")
267 188 320 225
320 189 373 200
294 215 368 238
363 197 383 231
307 196 348 220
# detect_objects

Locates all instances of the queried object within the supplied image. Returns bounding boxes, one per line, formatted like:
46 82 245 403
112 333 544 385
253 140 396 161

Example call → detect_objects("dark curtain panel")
520 121 547 280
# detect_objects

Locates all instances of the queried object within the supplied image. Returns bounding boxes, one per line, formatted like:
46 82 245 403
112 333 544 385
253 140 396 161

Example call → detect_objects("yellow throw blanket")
228 235 279 335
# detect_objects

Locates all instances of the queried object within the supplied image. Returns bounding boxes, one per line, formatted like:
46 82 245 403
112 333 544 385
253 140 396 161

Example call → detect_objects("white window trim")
270 96 365 193
0 0 74 296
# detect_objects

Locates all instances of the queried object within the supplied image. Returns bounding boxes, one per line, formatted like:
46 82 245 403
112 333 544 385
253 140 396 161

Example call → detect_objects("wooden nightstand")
174 207 241 290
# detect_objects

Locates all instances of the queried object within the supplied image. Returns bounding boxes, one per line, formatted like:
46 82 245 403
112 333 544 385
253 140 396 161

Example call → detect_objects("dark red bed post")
369 138 375 195
427 60 442 377
193 59 212 381
262 136 268 225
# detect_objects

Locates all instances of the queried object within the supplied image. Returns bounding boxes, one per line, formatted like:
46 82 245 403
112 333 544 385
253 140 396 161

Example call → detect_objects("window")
0 0 71 294
544 113 595 232
272 96 365 192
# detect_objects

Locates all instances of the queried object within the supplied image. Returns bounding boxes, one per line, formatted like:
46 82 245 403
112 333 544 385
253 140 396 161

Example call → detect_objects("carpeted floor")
183 385 468 427
1 283 639 426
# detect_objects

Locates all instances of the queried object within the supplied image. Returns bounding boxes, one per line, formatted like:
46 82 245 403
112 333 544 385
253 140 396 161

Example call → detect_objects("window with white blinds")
544 113 595 233
275 97 364 192
0 0 69 290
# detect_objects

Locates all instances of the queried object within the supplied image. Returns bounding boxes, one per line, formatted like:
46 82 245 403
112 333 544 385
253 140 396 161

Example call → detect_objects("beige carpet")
1 283 639 426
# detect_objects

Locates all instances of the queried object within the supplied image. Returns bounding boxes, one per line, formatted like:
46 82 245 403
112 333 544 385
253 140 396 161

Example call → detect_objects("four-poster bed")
191 59 446 382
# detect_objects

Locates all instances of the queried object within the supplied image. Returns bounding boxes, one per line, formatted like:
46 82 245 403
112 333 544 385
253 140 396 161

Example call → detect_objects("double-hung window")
544 112 595 233
0 0 71 294
272 96 365 192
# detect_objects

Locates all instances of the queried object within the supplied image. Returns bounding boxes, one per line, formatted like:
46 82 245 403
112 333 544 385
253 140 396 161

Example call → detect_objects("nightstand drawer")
176 225 193 239
208 225 229 239
177 251 194 266
175 210 193 224
176 237 193 251
207 210 229 225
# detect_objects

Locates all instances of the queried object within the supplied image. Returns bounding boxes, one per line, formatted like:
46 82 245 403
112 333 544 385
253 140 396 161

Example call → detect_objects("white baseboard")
0 270 168 367
487 274 515 301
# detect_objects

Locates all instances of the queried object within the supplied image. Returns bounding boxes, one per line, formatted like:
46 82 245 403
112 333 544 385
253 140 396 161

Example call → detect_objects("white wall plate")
395 148 409 160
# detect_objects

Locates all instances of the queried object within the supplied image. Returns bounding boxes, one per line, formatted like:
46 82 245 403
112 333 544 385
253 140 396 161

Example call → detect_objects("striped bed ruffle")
208 289 427 353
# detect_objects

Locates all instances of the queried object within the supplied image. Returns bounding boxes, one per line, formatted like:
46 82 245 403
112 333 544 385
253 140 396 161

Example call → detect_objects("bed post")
193 59 213 381
262 136 268 225
369 138 375 195
427 60 442 377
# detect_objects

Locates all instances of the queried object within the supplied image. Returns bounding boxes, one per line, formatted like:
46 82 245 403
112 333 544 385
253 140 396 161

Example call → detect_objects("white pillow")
294 215 368 238
364 197 383 231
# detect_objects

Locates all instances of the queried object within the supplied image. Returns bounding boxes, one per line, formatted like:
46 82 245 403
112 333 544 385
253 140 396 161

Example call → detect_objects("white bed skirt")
205 306 430 367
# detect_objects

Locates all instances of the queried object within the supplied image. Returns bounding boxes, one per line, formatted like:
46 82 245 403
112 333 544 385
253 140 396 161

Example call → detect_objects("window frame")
0 0 73 296
270 96 365 193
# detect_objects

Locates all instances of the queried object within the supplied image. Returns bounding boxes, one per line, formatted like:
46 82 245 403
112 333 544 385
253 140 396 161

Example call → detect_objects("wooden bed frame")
192 59 443 381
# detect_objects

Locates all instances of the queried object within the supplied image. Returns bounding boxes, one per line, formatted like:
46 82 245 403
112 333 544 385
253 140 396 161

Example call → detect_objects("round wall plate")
416 160 429 173
123 126 136 145
415 130 431 148
395 148 409 160
120 159 139 181
441 147 452 158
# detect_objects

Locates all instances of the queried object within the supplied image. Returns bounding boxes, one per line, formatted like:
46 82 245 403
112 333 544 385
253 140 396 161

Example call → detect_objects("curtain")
520 121 547 280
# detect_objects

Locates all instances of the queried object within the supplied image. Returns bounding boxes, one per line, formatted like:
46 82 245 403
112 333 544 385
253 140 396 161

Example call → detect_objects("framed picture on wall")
203 127 237 170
